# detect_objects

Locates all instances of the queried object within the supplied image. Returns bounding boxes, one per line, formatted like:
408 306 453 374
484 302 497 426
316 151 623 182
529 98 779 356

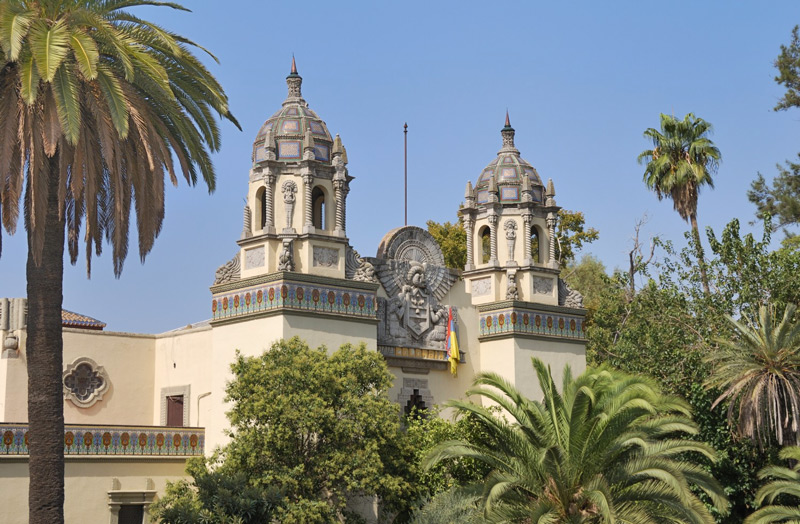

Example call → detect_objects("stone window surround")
160 385 190 427
108 478 156 524
62 356 109 408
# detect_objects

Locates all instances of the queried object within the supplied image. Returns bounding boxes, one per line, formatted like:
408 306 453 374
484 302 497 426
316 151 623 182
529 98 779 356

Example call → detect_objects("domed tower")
459 113 561 306
459 114 587 400
238 58 351 279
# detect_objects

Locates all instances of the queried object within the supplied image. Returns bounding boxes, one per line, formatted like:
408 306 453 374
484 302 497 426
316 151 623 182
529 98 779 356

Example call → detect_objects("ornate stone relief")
345 247 378 283
504 219 517 262
375 226 458 351
313 246 339 268
471 277 492 297
281 180 297 231
558 278 584 308
278 239 294 271
533 276 553 295
214 252 241 284
63 357 109 408
506 270 519 300
244 247 265 269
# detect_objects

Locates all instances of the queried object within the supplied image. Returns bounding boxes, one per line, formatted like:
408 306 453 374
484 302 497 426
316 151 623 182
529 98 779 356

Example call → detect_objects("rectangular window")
166 395 184 427
118 505 144 524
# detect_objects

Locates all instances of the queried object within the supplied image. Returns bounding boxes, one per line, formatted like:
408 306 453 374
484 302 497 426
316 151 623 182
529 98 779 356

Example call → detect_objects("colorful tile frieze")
479 308 586 340
0 424 204 457
212 279 377 322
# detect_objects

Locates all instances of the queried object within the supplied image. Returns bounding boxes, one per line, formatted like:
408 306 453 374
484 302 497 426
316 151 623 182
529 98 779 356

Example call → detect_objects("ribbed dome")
252 58 334 164
474 113 544 205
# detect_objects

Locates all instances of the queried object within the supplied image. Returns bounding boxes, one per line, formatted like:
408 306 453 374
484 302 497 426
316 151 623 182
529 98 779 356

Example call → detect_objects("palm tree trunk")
690 213 711 296
26 153 65 524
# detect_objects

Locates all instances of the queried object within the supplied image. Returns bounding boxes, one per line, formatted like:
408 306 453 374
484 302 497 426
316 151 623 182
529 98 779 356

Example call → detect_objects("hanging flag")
445 307 459 376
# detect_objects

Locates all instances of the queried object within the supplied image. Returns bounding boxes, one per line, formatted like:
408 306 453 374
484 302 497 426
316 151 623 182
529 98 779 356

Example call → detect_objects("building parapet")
478 300 586 341
210 271 378 324
0 423 204 458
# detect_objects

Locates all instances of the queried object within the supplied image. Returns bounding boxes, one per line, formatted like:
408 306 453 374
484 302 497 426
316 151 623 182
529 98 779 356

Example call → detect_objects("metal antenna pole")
404 122 408 226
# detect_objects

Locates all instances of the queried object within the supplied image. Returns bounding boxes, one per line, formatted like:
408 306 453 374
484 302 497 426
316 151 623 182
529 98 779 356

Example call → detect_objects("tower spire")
500 110 516 150
286 55 302 98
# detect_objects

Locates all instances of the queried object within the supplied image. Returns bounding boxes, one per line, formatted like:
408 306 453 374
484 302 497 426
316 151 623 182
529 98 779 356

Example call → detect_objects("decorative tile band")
0 424 204 457
211 278 377 322
479 307 586 340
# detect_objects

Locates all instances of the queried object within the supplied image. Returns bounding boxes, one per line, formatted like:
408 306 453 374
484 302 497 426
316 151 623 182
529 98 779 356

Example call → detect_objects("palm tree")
0 2 237 522
745 446 800 524
424 358 729 523
638 113 721 295
705 304 800 448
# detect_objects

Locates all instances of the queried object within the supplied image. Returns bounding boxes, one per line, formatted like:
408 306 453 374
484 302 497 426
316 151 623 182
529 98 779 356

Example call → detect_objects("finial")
488 175 497 193
286 55 302 98
545 178 557 207
341 145 348 165
333 134 343 155
465 180 474 199
501 110 516 150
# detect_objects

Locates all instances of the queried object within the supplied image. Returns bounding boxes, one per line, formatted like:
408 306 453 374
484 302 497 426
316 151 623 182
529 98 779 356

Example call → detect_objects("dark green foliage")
405 408 493 497
150 457 285 523
424 359 728 522
580 218 798 523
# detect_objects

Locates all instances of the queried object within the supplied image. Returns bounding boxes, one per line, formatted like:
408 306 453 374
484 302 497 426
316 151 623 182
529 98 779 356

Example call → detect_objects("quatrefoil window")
62 357 109 408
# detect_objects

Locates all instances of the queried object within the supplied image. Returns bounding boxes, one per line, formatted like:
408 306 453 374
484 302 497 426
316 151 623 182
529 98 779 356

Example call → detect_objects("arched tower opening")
531 225 544 264
255 186 266 231
312 186 326 230
479 226 491 264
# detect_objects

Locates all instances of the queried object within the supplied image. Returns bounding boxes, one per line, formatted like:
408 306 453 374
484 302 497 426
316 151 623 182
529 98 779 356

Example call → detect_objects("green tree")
745 446 800 524
424 359 729 523
638 113 721 295
0 2 237 522
405 407 492 497
150 457 286 524
427 219 466 269
553 209 599 267
586 218 800 522
747 26 800 243
154 337 416 523
706 305 800 448
749 160 800 244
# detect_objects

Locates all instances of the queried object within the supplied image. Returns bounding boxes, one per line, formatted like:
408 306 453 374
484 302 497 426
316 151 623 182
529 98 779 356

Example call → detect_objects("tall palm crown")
638 113 720 222
424 359 729 523
0 2 237 522
706 304 800 448
745 446 800 524
0 0 238 273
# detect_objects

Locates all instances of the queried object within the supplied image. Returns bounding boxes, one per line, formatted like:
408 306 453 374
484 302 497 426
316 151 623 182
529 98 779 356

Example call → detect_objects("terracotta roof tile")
61 309 106 330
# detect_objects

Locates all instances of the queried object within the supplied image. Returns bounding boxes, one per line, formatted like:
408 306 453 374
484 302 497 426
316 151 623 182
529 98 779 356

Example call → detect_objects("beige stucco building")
0 63 586 524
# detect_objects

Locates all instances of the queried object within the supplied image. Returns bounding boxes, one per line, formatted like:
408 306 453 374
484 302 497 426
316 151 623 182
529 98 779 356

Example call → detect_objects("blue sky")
2 1 799 333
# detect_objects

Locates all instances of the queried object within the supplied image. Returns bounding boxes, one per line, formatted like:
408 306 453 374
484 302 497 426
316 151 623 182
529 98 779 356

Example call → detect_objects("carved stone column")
303 172 314 233
342 182 349 234
523 213 533 265
241 204 251 239
333 171 346 237
547 212 558 268
488 214 499 266
464 215 475 271
264 172 276 233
